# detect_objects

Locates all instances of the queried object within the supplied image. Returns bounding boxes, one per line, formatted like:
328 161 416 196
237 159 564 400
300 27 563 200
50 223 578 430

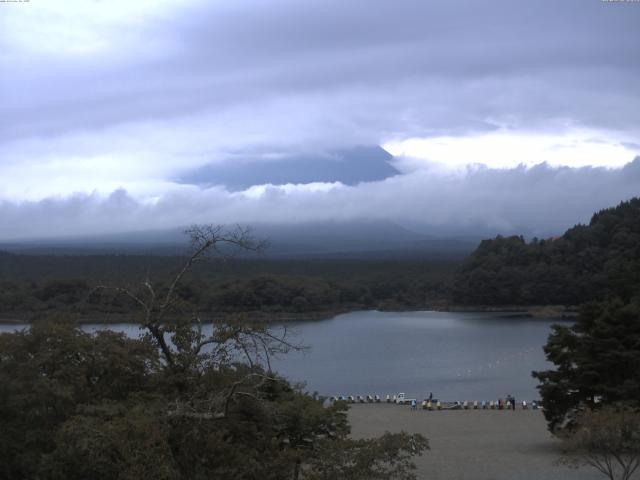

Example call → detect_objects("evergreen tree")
533 299 640 432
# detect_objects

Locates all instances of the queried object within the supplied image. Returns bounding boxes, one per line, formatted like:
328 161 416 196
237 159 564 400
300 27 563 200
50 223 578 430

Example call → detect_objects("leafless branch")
223 372 277 418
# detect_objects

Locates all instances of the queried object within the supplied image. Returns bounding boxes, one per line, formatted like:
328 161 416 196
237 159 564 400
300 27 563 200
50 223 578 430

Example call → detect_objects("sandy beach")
348 404 603 480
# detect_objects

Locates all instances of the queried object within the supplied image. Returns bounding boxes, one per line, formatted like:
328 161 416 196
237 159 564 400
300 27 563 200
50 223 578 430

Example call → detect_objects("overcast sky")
1 0 639 240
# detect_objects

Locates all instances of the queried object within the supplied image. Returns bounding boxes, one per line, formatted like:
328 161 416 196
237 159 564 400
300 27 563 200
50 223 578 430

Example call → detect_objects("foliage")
0 225 428 479
532 299 640 432
0 318 160 479
453 198 640 305
558 407 640 480
305 432 428 480
0 254 455 320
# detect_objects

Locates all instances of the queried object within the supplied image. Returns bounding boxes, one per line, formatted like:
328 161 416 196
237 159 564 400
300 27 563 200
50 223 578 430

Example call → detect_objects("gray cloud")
1 0 639 236
1 160 639 241
2 0 640 145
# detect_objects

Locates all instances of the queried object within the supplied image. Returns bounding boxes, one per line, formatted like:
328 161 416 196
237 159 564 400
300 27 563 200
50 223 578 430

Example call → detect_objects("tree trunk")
293 458 301 480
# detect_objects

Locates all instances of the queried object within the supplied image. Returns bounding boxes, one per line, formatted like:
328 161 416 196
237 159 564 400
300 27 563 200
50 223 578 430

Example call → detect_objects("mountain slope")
452 197 640 305
0 219 478 259
177 146 399 190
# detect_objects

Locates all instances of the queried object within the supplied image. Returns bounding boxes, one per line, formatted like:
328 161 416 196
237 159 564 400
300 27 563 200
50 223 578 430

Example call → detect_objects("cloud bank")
2 160 639 241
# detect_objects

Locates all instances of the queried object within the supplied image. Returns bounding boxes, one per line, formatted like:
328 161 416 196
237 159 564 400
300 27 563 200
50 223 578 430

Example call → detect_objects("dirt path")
348 404 604 480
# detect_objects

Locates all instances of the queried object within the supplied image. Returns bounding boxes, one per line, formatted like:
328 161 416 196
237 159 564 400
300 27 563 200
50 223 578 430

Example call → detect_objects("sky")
1 0 639 240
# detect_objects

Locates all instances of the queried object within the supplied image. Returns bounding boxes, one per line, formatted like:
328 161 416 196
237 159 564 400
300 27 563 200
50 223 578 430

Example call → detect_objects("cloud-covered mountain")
0 219 480 259
2 0 639 205
177 146 398 190
1 1 639 244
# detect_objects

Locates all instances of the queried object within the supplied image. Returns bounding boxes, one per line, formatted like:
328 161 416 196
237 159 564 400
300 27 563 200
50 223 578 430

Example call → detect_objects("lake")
0 310 562 401
271 310 560 401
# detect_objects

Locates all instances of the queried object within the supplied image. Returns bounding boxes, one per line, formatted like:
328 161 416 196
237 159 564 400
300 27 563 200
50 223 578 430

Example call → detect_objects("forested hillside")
0 255 453 322
453 198 640 305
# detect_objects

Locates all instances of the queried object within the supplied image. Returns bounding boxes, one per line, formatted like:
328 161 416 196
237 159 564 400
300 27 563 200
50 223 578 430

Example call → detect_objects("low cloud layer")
2 160 638 241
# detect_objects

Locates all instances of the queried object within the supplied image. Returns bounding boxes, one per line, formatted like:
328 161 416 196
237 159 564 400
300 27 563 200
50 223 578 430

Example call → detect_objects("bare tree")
95 224 302 417
558 407 640 480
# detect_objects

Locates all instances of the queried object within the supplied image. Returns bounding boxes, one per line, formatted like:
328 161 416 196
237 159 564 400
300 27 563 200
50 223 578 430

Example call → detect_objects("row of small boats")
329 394 542 410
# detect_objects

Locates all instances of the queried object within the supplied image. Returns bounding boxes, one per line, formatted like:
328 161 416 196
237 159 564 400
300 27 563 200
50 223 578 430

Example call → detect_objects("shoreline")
0 304 577 325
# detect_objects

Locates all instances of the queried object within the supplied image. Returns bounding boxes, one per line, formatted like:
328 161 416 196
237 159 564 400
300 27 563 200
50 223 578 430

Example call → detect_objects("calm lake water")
0 310 562 401
272 310 560 401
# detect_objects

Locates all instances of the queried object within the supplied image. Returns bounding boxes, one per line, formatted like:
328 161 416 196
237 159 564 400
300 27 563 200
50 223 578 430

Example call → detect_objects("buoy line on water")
454 346 537 378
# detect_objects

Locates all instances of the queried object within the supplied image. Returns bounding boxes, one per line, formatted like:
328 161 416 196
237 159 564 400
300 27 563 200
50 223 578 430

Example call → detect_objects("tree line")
0 256 454 321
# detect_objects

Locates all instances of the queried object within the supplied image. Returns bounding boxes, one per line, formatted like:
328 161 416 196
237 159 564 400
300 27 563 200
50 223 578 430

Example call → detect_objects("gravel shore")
348 404 603 480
